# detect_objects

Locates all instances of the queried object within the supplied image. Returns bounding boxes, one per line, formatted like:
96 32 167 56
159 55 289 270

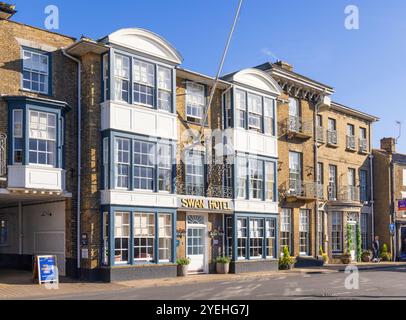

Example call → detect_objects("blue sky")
10 0 406 150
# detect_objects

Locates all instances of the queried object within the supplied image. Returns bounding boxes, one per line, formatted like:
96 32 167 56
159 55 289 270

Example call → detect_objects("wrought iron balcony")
316 126 324 143
327 130 338 146
359 138 368 153
285 179 322 202
0 133 6 180
328 185 360 203
346 135 356 151
176 183 233 199
283 116 313 139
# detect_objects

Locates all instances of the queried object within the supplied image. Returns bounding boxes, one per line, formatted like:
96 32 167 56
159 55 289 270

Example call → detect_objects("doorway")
400 227 406 261
186 214 207 274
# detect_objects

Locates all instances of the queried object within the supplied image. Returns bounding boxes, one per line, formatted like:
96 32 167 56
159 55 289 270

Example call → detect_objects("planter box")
216 263 230 274
177 265 189 277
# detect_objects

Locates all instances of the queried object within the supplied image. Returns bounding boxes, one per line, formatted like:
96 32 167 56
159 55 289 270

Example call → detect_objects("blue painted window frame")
101 205 177 267
109 48 176 114
101 130 176 193
6 98 68 169
20 46 52 96
226 213 279 262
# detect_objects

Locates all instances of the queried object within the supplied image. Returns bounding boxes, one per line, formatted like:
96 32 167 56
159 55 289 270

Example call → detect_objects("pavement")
1 262 406 300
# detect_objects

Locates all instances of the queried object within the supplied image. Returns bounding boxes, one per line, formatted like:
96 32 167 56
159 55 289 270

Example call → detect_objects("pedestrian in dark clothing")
372 236 380 262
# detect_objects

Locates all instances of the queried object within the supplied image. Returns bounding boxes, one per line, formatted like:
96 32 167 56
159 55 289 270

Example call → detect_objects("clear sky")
9 0 406 151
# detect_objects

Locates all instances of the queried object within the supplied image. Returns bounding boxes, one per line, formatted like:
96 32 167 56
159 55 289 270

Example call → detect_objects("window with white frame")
115 138 130 188
186 82 205 123
237 218 247 259
158 214 172 261
235 89 246 129
133 213 155 262
114 212 130 263
248 93 263 132
250 159 264 199
249 218 264 258
0 218 8 246
280 208 292 253
360 170 368 202
403 169 406 187
133 59 155 106
158 144 172 192
265 161 275 201
114 54 130 102
157 66 172 112
185 150 205 196
29 111 56 166
332 212 343 253
264 98 275 135
237 157 247 199
317 211 324 253
13 110 23 164
103 138 109 190
266 219 276 258
103 54 109 101
133 140 155 190
299 209 310 256
22 49 49 94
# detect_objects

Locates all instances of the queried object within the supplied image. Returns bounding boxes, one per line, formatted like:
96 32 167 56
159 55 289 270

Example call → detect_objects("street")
21 265 406 300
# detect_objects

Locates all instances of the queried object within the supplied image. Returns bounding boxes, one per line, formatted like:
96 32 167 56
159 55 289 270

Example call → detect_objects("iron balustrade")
346 135 356 150
327 130 338 145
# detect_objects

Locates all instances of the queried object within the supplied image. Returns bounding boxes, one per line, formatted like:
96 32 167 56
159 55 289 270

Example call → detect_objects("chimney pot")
275 60 293 72
0 2 16 20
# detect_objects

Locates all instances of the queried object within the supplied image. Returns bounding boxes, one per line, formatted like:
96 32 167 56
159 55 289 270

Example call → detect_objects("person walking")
372 236 380 263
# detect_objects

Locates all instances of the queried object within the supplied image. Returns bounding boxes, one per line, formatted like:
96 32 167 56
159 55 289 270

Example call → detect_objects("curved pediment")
228 68 282 96
105 28 183 65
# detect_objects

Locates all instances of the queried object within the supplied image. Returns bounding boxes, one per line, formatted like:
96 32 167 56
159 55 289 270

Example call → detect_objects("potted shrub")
279 246 294 270
215 256 231 274
361 250 372 263
176 258 191 277
380 244 392 262
341 251 352 265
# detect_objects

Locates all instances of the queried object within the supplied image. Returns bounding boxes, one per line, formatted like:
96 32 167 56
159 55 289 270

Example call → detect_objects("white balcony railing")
346 135 356 150
286 116 313 137
288 179 323 200
359 138 368 153
327 130 338 145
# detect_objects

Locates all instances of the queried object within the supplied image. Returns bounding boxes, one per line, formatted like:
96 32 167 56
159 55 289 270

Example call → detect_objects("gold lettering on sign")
181 198 232 211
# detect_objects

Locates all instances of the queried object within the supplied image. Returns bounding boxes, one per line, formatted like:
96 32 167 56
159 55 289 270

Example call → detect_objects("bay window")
133 140 155 190
158 214 172 261
264 98 275 135
103 138 109 190
133 213 155 262
114 212 130 263
133 59 155 106
265 161 275 201
29 111 56 166
22 48 49 94
114 54 130 103
115 138 130 188
186 82 205 123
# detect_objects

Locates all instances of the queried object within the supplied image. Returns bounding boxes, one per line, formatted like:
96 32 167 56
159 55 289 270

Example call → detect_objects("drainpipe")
314 100 320 258
391 161 397 261
62 49 82 271
369 154 375 243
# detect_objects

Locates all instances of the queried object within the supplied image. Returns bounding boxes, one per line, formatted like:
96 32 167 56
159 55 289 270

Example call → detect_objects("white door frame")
186 212 208 274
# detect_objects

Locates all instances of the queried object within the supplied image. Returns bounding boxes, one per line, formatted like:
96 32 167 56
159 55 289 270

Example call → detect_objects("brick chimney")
381 137 396 154
275 60 293 72
0 2 16 20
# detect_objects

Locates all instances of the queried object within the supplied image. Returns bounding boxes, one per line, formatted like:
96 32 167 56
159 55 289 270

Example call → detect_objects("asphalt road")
35 266 406 300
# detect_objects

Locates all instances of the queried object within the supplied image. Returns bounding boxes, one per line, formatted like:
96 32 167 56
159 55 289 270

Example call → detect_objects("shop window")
133 213 155 262
158 214 172 262
114 212 130 263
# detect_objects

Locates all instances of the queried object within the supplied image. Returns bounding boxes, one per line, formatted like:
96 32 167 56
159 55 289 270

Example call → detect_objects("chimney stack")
275 60 293 72
380 137 396 154
0 2 16 20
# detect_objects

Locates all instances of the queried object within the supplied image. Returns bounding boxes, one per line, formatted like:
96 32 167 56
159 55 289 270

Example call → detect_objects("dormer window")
22 48 50 95
186 82 205 123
